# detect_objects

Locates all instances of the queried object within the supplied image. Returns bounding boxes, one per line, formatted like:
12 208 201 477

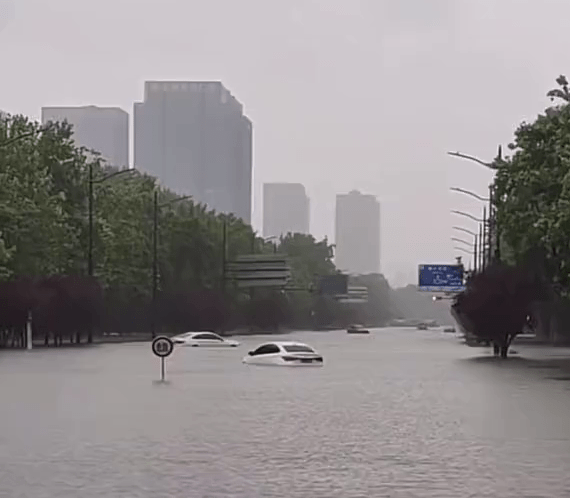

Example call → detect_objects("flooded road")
1 328 570 497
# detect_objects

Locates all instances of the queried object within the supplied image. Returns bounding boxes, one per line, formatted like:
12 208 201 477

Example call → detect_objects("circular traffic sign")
152 336 174 358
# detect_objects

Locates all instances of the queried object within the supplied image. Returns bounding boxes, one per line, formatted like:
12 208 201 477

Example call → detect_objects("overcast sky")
0 0 566 286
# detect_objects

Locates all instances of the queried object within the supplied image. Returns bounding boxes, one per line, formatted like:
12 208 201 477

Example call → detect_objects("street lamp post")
478 223 483 271
448 146 504 265
88 165 138 278
263 235 278 254
221 218 227 296
88 164 94 277
451 237 475 264
482 207 487 270
451 210 486 224
454 246 473 255
151 192 193 338
451 237 471 247
453 226 476 237
449 187 490 202
87 165 137 343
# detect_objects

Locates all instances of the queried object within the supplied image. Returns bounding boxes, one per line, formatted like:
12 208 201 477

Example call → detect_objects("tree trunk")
499 334 513 358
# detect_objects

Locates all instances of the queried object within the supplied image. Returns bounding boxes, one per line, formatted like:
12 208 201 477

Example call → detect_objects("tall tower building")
41 106 129 168
134 81 253 223
263 183 310 238
335 190 380 275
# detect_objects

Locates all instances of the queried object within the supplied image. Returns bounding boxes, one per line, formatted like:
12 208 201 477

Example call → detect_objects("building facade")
263 183 310 238
41 106 129 168
134 81 253 223
334 190 380 275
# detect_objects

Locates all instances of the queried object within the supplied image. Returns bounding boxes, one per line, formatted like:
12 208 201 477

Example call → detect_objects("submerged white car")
242 341 323 366
171 331 240 347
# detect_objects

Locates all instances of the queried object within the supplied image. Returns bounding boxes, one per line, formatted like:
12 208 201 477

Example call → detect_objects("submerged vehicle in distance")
243 341 323 366
347 324 370 334
171 331 240 347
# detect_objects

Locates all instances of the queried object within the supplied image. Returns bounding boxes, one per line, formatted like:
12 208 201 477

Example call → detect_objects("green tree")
0 115 81 276
2 112 402 337
493 75 570 296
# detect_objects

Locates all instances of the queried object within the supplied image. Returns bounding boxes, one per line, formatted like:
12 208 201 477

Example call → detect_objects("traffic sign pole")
152 336 174 382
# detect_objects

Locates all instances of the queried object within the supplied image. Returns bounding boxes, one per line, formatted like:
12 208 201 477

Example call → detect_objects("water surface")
1 328 570 497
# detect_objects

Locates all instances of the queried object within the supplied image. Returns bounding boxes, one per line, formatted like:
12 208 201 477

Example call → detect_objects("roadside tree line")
453 76 570 352
0 113 398 345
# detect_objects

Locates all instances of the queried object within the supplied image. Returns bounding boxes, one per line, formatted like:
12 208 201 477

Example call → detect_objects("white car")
171 331 240 347
242 341 323 366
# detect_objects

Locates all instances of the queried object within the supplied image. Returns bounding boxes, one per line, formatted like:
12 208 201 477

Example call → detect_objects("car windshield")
283 345 314 353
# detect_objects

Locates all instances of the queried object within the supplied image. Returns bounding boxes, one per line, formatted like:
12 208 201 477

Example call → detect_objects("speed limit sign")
152 336 174 382
152 336 174 358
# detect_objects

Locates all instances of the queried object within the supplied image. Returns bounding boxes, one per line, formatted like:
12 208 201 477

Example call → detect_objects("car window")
283 345 314 353
193 333 222 340
251 344 280 355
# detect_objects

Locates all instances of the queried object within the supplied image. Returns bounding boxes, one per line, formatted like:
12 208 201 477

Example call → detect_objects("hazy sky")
0 0 566 286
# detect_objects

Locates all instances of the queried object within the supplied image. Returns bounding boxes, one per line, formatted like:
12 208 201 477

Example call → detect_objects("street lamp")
454 246 472 255
451 237 472 247
451 210 485 224
448 146 503 264
151 191 193 338
450 187 490 202
447 149 500 170
88 165 138 278
263 235 278 254
452 226 476 237
85 165 137 343
454 234 477 271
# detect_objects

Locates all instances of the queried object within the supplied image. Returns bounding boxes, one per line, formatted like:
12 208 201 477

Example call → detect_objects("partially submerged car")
243 341 323 366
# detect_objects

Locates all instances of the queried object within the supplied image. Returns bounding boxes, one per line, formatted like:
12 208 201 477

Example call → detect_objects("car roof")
256 341 313 347
185 331 219 336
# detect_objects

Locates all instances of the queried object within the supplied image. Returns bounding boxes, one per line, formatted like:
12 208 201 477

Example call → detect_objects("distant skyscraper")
134 81 253 223
263 183 310 238
41 106 129 168
335 190 380 275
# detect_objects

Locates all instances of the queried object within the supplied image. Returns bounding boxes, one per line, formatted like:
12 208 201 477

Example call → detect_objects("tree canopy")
493 75 570 297
0 113 399 337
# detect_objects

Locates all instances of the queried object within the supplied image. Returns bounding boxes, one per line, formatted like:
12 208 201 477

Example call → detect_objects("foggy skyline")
0 0 565 286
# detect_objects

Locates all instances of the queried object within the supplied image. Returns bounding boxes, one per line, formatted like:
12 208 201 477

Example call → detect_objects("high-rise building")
134 81 253 223
41 106 129 168
335 190 380 275
263 183 310 238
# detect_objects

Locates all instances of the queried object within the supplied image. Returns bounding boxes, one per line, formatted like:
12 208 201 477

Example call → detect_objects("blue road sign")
418 264 465 292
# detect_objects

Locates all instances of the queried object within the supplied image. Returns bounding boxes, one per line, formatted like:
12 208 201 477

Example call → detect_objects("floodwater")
1 328 570 497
